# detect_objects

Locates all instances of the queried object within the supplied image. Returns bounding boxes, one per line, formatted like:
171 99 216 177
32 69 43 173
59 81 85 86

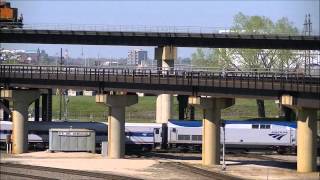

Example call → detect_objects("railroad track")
0 163 142 180
132 152 243 180
0 171 57 180
228 152 290 162
162 162 243 180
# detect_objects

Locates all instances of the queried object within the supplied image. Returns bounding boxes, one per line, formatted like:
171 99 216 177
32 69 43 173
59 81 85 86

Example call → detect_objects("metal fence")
1 23 313 36
1 65 319 94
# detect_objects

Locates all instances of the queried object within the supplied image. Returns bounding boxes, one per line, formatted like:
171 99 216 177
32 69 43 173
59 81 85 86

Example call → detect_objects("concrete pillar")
189 97 234 166
156 94 172 123
279 105 295 121
190 106 195 120
47 89 53 122
96 94 138 158
281 94 319 173
41 93 48 121
0 99 10 121
296 108 317 172
0 90 40 154
34 98 40 122
155 46 177 123
177 95 188 120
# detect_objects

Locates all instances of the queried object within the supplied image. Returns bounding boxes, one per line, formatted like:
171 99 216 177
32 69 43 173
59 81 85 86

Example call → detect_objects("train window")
252 124 259 129
178 135 190 141
172 128 176 132
260 124 270 129
192 135 202 141
155 129 159 134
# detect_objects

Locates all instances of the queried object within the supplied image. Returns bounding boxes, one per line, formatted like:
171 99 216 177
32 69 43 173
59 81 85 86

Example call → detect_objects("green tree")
191 12 302 117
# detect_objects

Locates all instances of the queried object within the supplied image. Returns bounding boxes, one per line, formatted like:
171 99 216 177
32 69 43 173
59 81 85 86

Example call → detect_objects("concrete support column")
190 106 195 120
47 89 52 122
155 46 177 123
189 97 234 166
41 93 48 121
203 107 221 165
177 95 188 120
156 94 172 123
0 90 40 154
296 108 317 172
108 106 125 158
34 98 40 122
0 99 10 121
281 94 319 173
96 93 138 158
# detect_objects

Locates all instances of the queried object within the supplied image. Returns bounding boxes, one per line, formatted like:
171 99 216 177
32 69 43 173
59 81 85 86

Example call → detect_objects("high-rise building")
127 49 148 65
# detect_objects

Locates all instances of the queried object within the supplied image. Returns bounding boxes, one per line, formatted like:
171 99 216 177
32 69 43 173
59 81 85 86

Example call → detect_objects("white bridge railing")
4 23 308 36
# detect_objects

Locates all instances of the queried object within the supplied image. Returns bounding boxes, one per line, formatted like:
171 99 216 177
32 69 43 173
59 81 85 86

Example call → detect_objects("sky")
1 0 319 58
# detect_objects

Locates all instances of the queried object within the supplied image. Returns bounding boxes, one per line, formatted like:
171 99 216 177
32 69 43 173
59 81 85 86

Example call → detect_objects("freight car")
0 1 23 28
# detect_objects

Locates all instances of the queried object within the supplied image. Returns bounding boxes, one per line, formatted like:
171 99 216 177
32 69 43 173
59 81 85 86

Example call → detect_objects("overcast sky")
1 0 319 58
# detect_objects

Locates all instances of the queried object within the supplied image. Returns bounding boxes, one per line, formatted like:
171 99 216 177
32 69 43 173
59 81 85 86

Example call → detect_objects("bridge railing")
0 64 320 78
1 65 319 95
1 64 318 77
2 23 310 36
1 64 319 79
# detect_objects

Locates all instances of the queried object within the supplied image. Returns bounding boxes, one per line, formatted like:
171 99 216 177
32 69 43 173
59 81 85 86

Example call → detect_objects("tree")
191 13 302 117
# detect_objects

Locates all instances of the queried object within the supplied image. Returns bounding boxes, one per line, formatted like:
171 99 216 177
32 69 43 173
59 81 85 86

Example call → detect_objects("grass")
41 95 282 123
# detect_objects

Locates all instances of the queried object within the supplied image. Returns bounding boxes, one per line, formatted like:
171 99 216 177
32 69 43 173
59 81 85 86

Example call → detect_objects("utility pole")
59 48 63 120
60 48 63 66
303 14 312 75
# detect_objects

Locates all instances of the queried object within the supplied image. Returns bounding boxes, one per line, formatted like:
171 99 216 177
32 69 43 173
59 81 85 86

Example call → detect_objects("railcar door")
170 128 177 142
153 128 161 143
289 127 296 145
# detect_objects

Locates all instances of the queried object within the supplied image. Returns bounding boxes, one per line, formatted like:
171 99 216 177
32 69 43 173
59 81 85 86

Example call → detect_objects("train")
0 119 309 154
0 1 23 28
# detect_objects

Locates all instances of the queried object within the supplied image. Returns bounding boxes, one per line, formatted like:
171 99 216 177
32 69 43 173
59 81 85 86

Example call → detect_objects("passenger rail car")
1 119 315 153
0 121 163 150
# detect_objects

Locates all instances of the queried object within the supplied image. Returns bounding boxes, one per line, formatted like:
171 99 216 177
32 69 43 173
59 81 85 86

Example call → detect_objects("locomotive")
0 1 23 28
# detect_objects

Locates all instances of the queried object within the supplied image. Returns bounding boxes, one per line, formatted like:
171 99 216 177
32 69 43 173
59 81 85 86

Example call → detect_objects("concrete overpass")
0 64 319 173
0 28 319 50
1 27 319 172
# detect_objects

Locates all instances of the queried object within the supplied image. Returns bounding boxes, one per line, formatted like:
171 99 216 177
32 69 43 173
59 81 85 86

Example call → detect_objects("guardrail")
0 23 311 36
0 64 319 77
0 65 319 94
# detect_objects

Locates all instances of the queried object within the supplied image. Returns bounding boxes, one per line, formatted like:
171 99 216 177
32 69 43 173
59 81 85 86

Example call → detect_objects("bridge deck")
0 65 319 108
1 29 319 49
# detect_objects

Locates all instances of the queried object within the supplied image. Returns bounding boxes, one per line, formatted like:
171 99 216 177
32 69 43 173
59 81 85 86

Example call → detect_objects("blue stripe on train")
169 119 297 128
126 132 154 137
0 130 153 137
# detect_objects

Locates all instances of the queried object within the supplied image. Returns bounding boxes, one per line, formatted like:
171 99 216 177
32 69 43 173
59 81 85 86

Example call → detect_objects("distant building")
127 49 148 65
83 90 96 96
67 89 81 96
0 48 48 64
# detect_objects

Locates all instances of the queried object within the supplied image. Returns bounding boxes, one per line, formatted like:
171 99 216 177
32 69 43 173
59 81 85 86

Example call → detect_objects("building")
127 49 148 66
0 48 49 64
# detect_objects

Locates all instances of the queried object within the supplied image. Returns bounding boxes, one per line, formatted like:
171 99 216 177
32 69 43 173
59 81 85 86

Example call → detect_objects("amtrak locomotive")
0 119 303 153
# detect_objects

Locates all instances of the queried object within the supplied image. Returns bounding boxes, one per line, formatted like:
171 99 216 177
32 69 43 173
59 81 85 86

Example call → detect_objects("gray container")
49 128 95 153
